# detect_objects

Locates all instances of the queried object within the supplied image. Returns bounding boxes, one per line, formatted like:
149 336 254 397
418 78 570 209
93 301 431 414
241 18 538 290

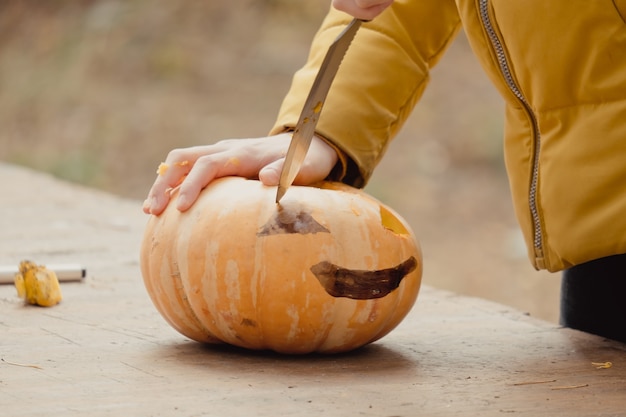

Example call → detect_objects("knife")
275 18 363 203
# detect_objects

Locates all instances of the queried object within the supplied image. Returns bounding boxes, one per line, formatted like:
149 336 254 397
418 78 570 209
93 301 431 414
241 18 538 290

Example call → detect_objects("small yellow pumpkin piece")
14 260 63 307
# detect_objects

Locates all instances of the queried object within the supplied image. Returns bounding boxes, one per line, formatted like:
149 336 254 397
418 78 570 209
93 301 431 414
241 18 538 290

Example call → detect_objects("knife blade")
275 18 363 203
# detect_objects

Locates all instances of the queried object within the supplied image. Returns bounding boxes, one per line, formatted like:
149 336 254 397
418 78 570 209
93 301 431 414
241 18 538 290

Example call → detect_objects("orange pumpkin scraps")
226 157 241 167
592 361 612 369
156 160 190 176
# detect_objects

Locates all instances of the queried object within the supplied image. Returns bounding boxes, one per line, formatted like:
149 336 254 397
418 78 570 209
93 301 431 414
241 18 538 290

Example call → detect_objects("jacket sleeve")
269 0 461 187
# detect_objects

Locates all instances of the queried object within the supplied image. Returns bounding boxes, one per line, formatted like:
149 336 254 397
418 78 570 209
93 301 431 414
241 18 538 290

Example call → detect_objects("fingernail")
149 195 159 213
259 167 279 186
176 194 189 211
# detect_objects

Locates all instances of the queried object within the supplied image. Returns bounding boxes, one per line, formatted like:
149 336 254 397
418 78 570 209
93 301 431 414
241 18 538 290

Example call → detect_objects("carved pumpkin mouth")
310 256 418 300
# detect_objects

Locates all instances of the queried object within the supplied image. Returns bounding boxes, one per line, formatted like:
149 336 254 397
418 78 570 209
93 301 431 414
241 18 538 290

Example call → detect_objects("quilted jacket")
271 0 626 272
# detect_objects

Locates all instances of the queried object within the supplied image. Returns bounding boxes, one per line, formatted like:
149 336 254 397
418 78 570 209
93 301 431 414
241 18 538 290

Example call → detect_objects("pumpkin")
140 177 422 354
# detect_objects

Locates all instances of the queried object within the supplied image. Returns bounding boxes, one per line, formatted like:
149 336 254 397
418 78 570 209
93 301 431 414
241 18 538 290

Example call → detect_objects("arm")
271 0 461 187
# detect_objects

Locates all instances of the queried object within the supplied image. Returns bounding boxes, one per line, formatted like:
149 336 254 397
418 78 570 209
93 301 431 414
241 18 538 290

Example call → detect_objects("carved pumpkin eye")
140 177 422 354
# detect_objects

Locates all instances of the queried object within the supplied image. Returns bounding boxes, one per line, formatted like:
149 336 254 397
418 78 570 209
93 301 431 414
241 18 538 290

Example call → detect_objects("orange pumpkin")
140 177 422 354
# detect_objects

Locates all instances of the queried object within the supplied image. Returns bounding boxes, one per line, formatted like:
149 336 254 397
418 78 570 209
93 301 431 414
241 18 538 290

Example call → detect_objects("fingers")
143 134 339 215
143 136 290 215
332 0 393 20
144 148 252 215
174 152 247 212
142 148 198 215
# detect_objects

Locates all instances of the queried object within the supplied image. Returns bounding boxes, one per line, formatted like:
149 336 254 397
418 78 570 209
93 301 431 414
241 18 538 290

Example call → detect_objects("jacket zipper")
478 0 545 268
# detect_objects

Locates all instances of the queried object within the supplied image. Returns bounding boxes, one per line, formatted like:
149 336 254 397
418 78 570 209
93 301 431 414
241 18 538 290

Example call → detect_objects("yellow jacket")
271 0 626 272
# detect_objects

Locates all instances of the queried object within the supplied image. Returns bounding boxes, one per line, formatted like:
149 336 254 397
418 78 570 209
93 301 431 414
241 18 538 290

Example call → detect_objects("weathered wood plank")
1 163 625 417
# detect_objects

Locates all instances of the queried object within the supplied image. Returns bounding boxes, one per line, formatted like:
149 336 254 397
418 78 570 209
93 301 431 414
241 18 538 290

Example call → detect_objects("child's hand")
143 133 338 215
332 0 394 20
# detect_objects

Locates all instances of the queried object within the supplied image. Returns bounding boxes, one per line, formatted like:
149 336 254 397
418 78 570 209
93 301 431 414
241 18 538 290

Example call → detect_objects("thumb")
258 159 283 186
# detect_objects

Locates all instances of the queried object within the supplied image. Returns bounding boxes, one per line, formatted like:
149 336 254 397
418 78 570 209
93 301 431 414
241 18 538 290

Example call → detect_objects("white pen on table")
0 264 86 285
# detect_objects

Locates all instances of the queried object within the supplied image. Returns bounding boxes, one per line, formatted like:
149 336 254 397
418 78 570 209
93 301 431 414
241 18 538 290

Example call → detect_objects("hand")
332 0 394 20
143 133 339 215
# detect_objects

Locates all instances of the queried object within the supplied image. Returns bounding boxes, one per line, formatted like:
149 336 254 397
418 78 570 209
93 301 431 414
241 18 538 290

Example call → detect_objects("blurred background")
0 0 560 322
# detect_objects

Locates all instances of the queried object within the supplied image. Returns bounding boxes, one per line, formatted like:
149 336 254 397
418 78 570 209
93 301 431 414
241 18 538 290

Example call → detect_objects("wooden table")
2 163 625 416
